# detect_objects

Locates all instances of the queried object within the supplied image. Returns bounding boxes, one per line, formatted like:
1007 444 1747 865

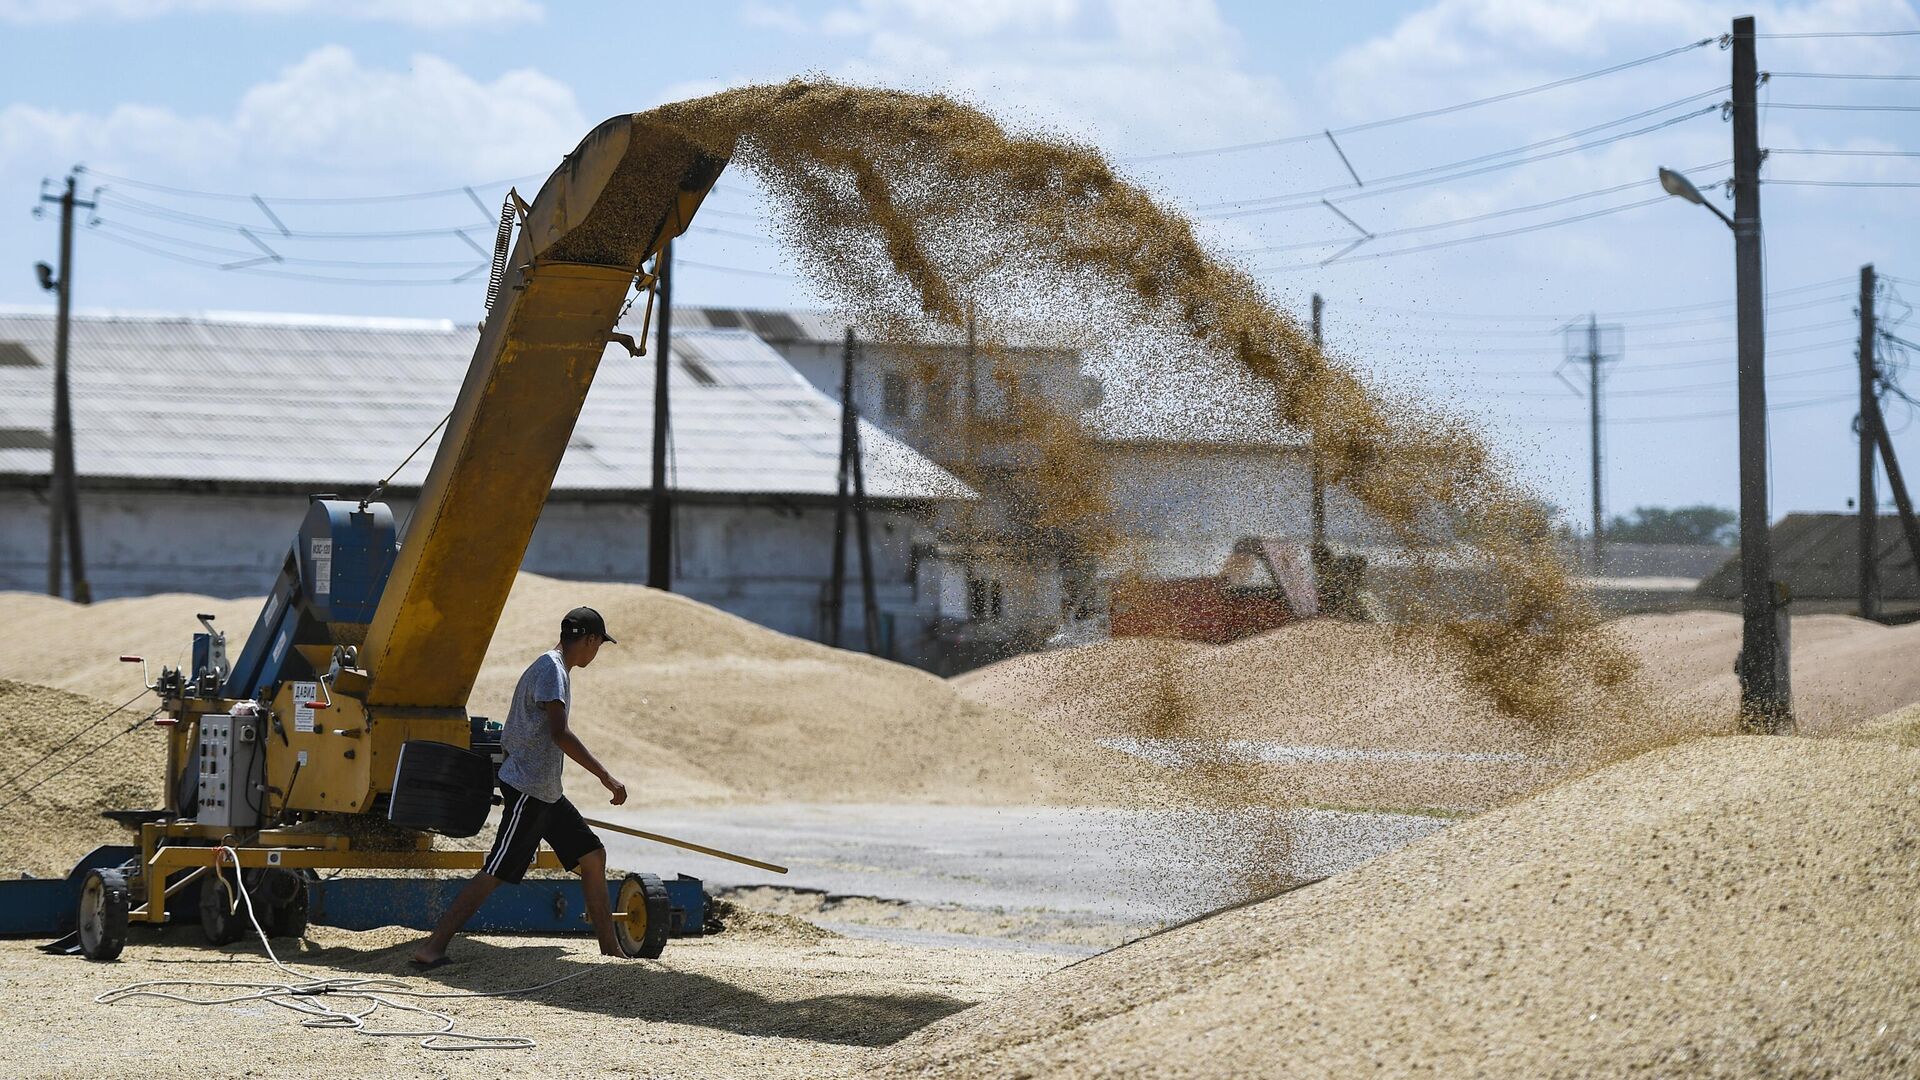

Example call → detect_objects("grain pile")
875 735 1920 1079
0 679 165 876
958 610 1920 810
473 573 1133 806
0 574 1145 842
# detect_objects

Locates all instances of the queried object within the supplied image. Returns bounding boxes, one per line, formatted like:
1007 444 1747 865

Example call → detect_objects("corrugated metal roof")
0 309 969 501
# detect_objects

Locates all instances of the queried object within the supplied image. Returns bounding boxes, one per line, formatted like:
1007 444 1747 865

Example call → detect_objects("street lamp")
1657 167 1734 229
1660 145 1792 734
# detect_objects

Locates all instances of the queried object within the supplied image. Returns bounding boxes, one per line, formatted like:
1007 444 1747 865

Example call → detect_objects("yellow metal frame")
129 820 560 924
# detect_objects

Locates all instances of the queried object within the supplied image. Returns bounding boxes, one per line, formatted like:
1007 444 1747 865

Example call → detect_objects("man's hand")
601 774 628 806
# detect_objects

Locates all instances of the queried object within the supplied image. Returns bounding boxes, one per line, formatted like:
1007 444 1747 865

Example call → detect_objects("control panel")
196 712 265 829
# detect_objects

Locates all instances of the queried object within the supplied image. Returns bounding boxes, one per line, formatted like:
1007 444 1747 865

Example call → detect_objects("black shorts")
482 781 604 884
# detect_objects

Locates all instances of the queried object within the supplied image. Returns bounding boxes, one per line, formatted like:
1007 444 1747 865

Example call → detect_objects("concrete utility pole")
1730 14 1791 733
828 328 881 652
647 241 673 591
1859 264 1879 621
1587 314 1604 570
1309 294 1327 560
39 172 94 604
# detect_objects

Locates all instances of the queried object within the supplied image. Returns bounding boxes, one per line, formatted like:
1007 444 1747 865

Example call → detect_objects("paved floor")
595 803 1451 931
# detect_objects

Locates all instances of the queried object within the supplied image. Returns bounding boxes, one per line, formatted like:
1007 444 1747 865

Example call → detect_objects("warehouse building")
0 308 969 662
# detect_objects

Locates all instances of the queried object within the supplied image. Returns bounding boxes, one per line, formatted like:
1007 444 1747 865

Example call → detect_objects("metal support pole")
1309 294 1327 560
827 328 855 647
1588 313 1604 571
850 361 881 655
1730 15 1791 732
1858 264 1879 621
647 242 673 591
1866 393 1920 590
40 174 95 603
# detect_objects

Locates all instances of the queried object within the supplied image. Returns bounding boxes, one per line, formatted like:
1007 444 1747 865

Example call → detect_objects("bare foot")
601 945 630 959
409 945 447 967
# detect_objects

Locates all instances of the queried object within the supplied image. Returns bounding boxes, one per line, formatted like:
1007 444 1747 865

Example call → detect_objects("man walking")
411 607 630 966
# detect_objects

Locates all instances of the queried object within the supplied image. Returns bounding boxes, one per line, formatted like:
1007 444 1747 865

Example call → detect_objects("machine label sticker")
293 682 319 733
310 538 332 596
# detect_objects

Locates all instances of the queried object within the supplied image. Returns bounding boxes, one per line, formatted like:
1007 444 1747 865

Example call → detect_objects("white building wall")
0 487 943 663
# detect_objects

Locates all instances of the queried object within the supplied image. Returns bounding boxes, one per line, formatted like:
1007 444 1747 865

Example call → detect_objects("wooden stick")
582 816 788 874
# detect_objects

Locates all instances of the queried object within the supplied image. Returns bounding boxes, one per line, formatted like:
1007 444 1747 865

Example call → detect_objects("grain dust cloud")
644 80 1646 892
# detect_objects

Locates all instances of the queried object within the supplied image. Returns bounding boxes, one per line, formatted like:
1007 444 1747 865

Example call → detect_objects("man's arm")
545 699 628 805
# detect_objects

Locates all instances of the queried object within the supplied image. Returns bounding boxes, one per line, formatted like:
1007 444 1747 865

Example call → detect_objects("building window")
924 374 951 421
882 372 911 419
966 576 989 622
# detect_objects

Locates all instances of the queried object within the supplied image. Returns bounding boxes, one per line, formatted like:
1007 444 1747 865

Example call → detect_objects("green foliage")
1605 505 1736 546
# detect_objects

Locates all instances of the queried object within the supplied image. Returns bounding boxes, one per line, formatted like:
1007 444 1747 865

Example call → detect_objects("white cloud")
0 46 584 186
0 0 542 27
231 46 584 177
742 0 1300 157
1321 0 1920 120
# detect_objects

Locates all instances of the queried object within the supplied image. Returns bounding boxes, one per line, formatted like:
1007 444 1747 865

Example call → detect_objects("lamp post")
1656 23 1792 735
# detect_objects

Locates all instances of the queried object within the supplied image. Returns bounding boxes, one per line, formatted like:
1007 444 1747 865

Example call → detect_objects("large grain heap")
874 734 1920 1078
0 574 1144 874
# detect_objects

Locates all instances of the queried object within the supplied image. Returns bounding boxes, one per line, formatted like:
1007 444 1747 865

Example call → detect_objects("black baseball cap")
561 606 616 644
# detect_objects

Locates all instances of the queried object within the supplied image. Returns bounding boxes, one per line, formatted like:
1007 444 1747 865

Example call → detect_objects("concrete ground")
595 803 1452 953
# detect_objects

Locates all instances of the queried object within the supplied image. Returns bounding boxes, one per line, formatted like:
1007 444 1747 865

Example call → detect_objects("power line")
1394 337 1856 374
1327 277 1858 323
101 190 490 241
1199 92 1725 215
75 166 542 205
1126 37 1715 163
1761 102 1920 112
1232 160 1729 256
1256 193 1676 272
676 257 793 281
1748 29 1920 39
1766 71 1920 80
1502 391 1857 426
1768 147 1920 157
91 228 484 286
94 220 480 269
1765 179 1920 188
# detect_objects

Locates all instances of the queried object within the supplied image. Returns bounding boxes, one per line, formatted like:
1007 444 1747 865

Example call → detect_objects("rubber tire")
613 872 672 960
199 868 248 946
77 869 130 962
260 869 310 939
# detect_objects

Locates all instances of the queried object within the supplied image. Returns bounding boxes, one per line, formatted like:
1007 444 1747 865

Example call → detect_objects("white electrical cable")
95 847 598 1051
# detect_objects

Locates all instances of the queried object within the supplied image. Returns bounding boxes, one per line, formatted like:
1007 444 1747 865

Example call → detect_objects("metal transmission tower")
1556 315 1622 570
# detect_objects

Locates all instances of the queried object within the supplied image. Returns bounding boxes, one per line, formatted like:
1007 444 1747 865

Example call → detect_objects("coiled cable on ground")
95 846 597 1051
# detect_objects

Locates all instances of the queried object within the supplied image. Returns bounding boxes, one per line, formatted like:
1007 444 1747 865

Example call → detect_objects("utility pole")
827 327 880 651
647 241 673 591
1309 294 1327 560
39 172 94 604
1730 14 1791 733
1858 264 1879 621
1587 314 1604 570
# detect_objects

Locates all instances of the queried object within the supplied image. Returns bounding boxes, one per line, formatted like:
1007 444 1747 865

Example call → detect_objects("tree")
1605 505 1737 546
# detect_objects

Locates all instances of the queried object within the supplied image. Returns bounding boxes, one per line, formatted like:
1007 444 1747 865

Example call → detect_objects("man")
411 606 630 967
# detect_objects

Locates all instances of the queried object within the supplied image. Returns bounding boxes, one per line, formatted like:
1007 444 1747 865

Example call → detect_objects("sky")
1 0 1917 528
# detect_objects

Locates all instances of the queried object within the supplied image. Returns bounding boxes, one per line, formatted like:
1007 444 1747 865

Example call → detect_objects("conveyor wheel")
77 868 130 962
262 869 310 939
199 867 247 945
613 872 671 959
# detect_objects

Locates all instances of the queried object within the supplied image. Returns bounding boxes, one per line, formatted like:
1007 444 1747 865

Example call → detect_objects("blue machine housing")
223 499 398 699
